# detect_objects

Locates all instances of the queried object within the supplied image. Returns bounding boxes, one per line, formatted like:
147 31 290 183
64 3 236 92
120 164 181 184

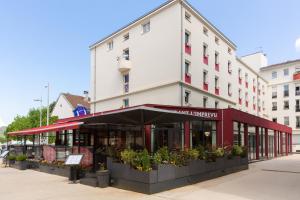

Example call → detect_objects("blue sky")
0 0 299 125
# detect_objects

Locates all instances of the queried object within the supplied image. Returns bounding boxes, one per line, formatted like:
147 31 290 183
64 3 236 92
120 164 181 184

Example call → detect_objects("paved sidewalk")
1 155 300 200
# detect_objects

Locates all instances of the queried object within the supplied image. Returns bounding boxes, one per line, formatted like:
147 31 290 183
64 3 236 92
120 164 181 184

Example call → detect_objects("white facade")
89 0 267 118
259 60 300 152
52 94 75 119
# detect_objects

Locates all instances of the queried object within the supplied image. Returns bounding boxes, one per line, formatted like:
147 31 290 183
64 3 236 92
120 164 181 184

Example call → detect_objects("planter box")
38 164 70 177
96 170 109 188
8 160 15 167
188 159 206 175
14 161 27 170
157 164 175 182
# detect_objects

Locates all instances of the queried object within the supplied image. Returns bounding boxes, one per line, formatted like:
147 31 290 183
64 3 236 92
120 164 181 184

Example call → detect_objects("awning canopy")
81 105 205 125
8 121 83 136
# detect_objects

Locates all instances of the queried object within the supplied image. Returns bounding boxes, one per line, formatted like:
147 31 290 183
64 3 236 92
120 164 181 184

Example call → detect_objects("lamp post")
45 82 50 126
33 97 43 127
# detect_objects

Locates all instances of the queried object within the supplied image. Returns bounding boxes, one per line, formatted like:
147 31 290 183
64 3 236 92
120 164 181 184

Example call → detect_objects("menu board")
65 154 83 166
0 150 9 158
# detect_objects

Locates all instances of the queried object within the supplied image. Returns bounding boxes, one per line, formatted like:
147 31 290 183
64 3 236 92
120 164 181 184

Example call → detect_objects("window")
296 85 300 96
272 71 277 79
245 73 248 84
272 102 277 111
123 49 130 60
215 52 219 65
123 74 129 93
107 41 113 51
228 83 232 96
284 100 289 109
253 96 256 105
284 117 289 126
142 22 150 34
215 76 219 88
238 68 242 78
215 37 219 45
185 12 191 22
296 116 300 128
185 61 190 74
203 97 208 108
203 43 208 57
123 33 129 41
215 101 219 109
238 89 242 99
228 47 232 54
185 31 190 45
228 61 232 74
203 70 208 84
283 84 289 97
203 27 208 35
184 91 190 104
296 100 300 112
123 98 129 108
272 86 277 98
272 118 277 123
284 68 289 76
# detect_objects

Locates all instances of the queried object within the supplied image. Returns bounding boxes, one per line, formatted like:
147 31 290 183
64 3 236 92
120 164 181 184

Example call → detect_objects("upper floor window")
203 27 208 35
123 49 130 60
284 84 289 97
296 116 300 128
272 118 277 123
123 33 129 41
245 92 249 102
215 37 219 45
283 68 289 76
107 41 113 51
296 85 300 96
203 43 208 57
284 100 289 110
228 47 232 54
245 73 248 83
123 74 129 93
215 101 219 109
215 52 219 65
228 61 232 74
185 61 190 74
272 102 277 111
272 86 277 98
142 22 150 34
185 12 191 22
238 89 242 99
203 97 208 108
284 116 289 126
215 76 219 88
203 70 208 84
185 31 191 44
184 90 191 104
272 71 277 79
228 83 232 96
123 98 129 108
238 68 242 78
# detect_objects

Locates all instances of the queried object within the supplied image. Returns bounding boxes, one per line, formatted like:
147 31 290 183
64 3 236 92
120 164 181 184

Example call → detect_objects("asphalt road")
1 155 300 200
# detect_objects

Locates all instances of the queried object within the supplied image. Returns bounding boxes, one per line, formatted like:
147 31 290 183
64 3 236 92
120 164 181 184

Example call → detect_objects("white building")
259 59 300 152
52 93 90 119
89 0 267 118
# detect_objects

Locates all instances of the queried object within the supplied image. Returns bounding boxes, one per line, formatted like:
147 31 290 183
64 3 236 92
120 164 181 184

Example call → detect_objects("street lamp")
33 97 43 127
45 82 50 126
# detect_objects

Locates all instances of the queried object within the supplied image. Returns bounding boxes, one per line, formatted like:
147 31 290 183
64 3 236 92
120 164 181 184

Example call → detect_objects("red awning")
8 121 83 136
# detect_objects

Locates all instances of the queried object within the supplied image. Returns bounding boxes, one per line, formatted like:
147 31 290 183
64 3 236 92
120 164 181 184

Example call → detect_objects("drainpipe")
180 1 183 106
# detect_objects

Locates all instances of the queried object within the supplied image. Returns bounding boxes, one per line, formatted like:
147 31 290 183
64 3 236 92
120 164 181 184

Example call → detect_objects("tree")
5 102 58 141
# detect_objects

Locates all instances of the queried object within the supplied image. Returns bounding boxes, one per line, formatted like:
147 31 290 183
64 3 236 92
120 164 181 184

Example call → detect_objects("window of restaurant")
259 127 265 158
152 123 183 153
248 126 256 161
233 122 245 146
268 130 274 158
190 121 216 149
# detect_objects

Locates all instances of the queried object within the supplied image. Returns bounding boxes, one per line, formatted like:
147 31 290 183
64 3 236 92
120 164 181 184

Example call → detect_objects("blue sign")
73 105 89 117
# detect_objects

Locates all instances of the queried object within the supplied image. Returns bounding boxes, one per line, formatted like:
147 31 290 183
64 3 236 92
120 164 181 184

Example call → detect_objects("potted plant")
15 154 27 170
96 162 109 188
7 155 16 166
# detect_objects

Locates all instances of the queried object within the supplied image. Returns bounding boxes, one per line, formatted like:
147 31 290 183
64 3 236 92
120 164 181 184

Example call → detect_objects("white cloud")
296 37 300 52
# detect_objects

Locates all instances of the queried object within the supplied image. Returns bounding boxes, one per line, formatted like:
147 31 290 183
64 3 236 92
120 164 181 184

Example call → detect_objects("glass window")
107 41 113 50
203 44 208 57
283 100 289 109
284 84 289 97
185 32 190 44
272 86 277 98
184 91 190 104
203 27 208 35
272 71 277 79
123 33 129 41
185 12 191 22
123 98 129 108
215 101 219 109
284 117 289 125
296 85 300 96
284 68 289 76
215 76 219 88
123 49 129 60
142 22 150 33
272 118 277 122
296 116 300 128
203 70 208 83
228 83 232 96
185 61 190 74
123 74 129 93
272 102 277 111
215 52 219 64
203 97 208 108
191 121 216 148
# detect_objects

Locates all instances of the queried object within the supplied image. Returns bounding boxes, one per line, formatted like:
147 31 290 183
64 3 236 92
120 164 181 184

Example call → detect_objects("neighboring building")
260 59 300 152
89 0 267 118
52 93 90 119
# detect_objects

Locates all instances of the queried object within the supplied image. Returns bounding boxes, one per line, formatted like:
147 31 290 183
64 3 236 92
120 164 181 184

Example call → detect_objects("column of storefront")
145 125 151 152
184 121 190 149
244 124 248 148
285 133 288 155
274 130 277 157
255 126 260 160
280 132 283 155
265 128 268 158
290 133 293 153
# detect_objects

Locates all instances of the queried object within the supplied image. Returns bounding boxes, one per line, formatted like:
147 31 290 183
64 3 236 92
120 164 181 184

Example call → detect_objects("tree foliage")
5 102 58 140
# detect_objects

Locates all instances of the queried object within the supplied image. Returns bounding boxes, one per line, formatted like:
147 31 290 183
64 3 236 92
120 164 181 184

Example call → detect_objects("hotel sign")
176 110 218 119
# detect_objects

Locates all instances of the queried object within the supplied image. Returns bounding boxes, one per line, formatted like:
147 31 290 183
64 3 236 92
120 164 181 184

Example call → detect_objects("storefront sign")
65 154 83 165
176 110 218 119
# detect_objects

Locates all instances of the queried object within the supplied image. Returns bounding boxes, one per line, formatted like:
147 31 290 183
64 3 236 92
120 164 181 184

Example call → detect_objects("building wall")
52 95 74 119
260 60 300 152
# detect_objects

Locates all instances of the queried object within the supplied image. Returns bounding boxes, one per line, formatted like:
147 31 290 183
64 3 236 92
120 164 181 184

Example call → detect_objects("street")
0 155 300 200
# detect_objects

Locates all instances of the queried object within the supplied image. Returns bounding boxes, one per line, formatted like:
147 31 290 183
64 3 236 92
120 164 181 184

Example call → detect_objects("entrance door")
248 132 256 161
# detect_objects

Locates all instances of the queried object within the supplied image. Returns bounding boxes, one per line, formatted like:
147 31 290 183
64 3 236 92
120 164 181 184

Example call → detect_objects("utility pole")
34 97 43 127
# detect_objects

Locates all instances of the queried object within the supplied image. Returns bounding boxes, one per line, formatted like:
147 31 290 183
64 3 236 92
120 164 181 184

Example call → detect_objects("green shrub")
132 149 152 172
232 145 243 156
240 146 248 158
120 149 136 165
169 151 188 166
187 148 199 160
157 146 169 163
153 152 162 165
196 145 205 159
8 155 16 161
214 148 225 157
16 154 27 161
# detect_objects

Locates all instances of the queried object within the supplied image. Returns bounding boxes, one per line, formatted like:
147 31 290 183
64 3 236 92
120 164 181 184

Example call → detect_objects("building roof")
89 0 236 49
62 93 90 109
260 59 300 71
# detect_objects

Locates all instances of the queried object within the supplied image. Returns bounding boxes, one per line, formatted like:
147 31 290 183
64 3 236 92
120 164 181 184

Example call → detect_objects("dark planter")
225 157 240 169
174 165 189 179
15 161 27 170
8 159 15 167
157 164 176 182
96 170 109 188
188 159 205 175
53 166 70 177
205 160 217 172
39 164 54 173
240 157 248 165
215 157 225 170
